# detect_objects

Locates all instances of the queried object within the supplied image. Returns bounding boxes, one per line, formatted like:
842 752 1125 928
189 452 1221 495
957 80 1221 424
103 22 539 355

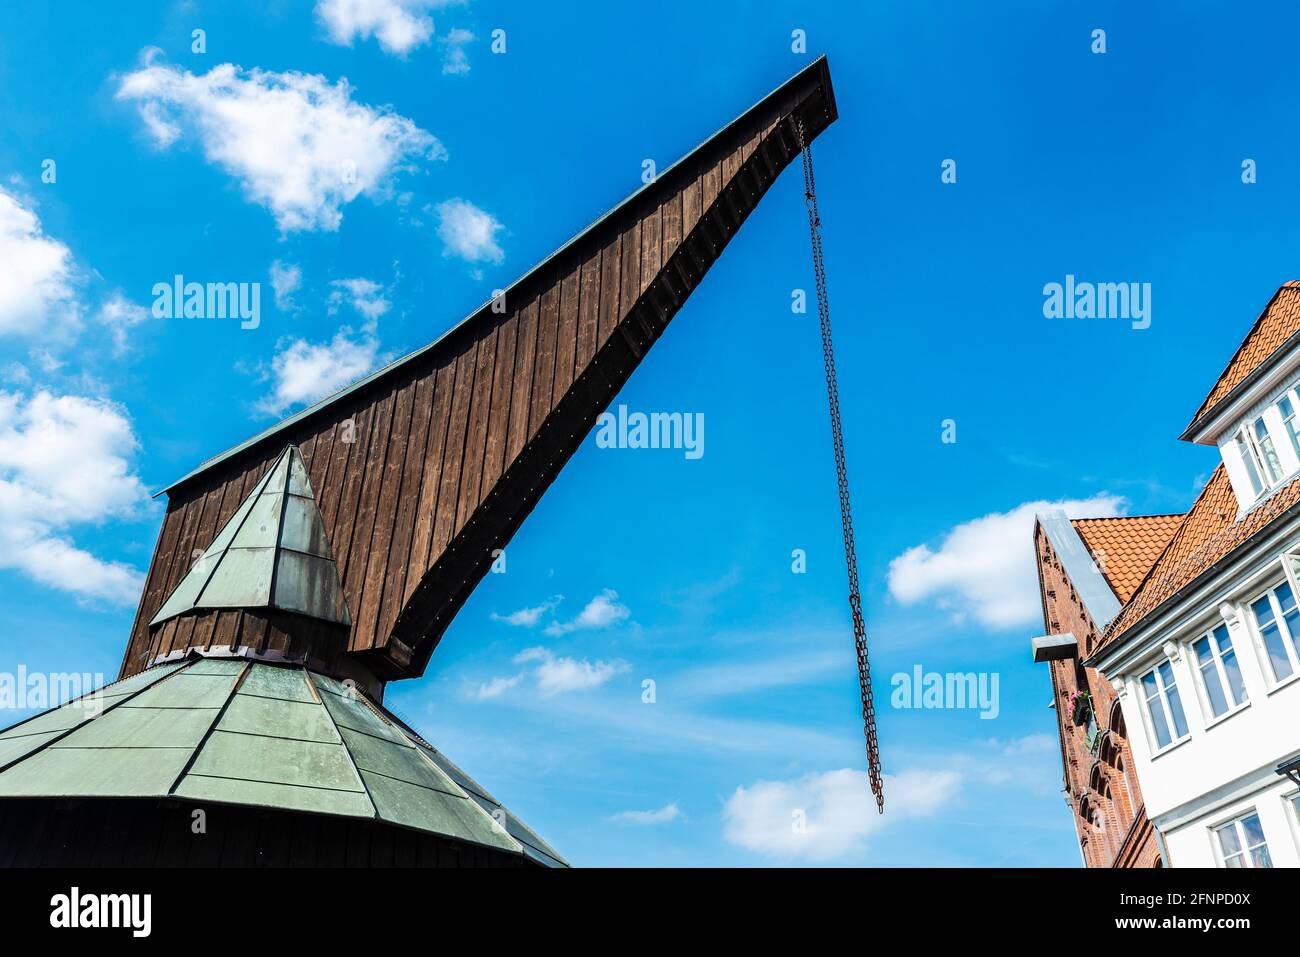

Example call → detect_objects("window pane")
1237 435 1264 494
1251 845 1273 868
1278 582 1297 614
1141 670 1160 701
1145 691 1172 749
1199 657 1228 716
1242 813 1266 847
1157 662 1189 738
1253 595 1276 628
1255 419 1284 483
1221 647 1247 706
1165 683 1189 739
1217 823 1243 856
1253 594 1294 681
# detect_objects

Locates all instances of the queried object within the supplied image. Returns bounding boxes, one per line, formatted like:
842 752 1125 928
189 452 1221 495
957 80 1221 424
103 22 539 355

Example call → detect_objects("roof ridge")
1187 283 1300 428
1099 464 1230 642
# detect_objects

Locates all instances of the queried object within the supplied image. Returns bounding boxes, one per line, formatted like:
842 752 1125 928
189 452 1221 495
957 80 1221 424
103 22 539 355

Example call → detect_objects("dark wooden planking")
596 233 623 347
575 249 601 371
404 362 456 607
505 296 540 465
551 267 581 403
429 338 479 563
354 376 418 650
376 372 435 647
327 402 377 584
340 387 397 632
528 282 560 437
480 305 518 493
454 321 500 532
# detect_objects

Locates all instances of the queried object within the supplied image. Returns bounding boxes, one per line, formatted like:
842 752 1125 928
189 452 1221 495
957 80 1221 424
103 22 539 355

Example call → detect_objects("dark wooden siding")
121 59 837 682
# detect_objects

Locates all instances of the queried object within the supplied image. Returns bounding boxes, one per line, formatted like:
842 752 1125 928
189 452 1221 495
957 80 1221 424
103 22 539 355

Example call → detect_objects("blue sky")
0 0 1296 866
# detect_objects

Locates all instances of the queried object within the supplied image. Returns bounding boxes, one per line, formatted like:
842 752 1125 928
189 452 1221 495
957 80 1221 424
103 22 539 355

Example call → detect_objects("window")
1235 431 1266 497
1249 581 1300 683
1253 416 1285 484
1141 660 1189 750
1279 395 1300 459
1214 811 1272 868
1192 624 1248 718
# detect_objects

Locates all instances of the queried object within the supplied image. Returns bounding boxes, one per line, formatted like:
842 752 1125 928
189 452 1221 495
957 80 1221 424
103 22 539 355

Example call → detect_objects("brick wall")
1035 526 1162 868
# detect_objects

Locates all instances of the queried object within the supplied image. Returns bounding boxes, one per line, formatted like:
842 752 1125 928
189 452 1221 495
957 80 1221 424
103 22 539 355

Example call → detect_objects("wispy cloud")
491 595 563 627
514 646 630 697
608 802 681 825
269 261 301 311
435 198 505 264
439 27 474 74
0 390 149 603
117 53 444 232
544 588 629 636
255 322 386 417
887 494 1125 629
329 277 390 320
315 0 455 56
468 674 522 701
722 767 957 862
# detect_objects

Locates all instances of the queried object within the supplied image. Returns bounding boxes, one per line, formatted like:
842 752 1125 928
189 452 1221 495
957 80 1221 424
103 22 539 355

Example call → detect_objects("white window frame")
1212 808 1272 869
1246 580 1300 688
1139 659 1190 754
1278 392 1300 460
1188 623 1249 724
1234 429 1267 498
1251 414 1286 485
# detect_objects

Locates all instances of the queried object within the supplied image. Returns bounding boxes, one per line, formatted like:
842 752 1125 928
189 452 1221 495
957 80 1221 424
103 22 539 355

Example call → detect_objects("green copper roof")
0 657 566 865
150 445 351 628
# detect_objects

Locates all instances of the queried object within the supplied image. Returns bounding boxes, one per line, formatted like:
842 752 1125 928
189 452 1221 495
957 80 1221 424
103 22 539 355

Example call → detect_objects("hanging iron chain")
795 114 884 813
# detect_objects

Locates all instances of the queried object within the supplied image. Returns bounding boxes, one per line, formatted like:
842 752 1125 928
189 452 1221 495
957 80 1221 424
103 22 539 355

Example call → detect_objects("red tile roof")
1071 515 1184 604
1187 282 1300 430
1098 467 1300 652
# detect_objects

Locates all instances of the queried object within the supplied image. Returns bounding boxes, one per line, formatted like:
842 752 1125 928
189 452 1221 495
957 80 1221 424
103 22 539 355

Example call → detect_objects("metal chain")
795 114 884 813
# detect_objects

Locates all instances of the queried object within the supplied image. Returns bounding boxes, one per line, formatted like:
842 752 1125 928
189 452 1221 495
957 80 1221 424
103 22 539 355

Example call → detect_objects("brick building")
1032 282 1300 868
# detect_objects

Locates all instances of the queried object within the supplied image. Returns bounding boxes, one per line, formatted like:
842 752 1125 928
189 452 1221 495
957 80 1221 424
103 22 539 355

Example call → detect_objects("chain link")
795 114 884 813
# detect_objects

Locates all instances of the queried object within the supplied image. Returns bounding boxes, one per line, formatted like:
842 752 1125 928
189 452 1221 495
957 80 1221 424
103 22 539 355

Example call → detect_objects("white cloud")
315 0 456 55
887 494 1125 629
329 277 390 320
491 595 562 627
0 187 79 337
544 587 629 636
468 674 521 701
439 27 474 75
435 198 504 264
514 646 630 697
95 293 151 355
0 390 148 604
256 324 385 417
722 767 957 862
117 56 444 232
608 802 681 825
269 261 301 311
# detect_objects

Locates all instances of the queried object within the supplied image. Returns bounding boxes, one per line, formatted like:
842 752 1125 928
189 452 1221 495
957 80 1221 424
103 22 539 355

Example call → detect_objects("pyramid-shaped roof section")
0 657 566 866
150 445 351 628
